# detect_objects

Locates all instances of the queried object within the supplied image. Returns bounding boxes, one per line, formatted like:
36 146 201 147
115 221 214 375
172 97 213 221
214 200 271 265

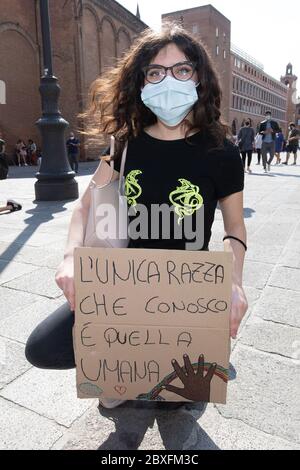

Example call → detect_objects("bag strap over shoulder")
108 136 128 191
91 136 128 189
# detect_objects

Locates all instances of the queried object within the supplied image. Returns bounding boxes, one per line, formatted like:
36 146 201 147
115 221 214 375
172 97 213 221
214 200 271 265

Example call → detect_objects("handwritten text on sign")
73 248 232 404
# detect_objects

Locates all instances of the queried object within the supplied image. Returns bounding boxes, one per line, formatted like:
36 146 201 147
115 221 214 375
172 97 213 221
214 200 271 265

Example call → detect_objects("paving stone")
278 247 300 269
0 368 93 427
251 286 300 328
0 226 65 247
1 157 300 450
0 241 64 268
0 337 32 390
239 318 300 359
250 222 296 246
242 260 274 289
3 267 62 298
0 260 39 286
268 266 300 292
216 345 300 444
245 244 283 265
0 297 66 344
198 405 299 450
0 286 42 322
0 398 63 450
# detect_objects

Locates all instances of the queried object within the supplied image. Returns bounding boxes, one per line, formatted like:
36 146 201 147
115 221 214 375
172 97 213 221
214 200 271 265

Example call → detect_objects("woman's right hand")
55 255 75 311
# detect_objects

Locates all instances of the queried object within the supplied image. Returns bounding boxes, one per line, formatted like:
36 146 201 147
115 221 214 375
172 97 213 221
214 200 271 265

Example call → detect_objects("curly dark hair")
78 22 229 157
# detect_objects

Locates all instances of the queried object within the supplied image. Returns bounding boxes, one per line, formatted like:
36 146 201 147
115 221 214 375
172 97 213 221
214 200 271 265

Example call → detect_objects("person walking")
259 111 280 173
238 120 255 173
25 24 248 410
66 132 80 173
254 132 263 165
15 139 28 167
275 128 284 165
27 139 38 166
283 123 300 165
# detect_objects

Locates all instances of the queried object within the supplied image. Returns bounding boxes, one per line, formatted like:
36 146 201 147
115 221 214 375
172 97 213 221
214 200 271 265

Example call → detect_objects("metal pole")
35 0 79 201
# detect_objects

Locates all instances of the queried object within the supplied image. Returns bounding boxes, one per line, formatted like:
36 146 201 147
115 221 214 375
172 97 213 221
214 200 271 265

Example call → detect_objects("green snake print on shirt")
125 172 203 223
169 178 204 224
125 170 143 213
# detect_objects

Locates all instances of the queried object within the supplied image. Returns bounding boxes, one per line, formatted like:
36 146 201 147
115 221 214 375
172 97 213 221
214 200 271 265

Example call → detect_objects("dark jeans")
68 153 79 173
256 148 261 164
241 150 252 168
262 141 275 169
25 301 76 369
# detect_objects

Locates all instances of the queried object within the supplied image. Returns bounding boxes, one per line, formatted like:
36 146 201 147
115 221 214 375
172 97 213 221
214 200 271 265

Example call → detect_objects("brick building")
162 5 232 123
230 45 289 134
1 1 298 161
280 63 298 127
163 4 297 136
0 0 147 160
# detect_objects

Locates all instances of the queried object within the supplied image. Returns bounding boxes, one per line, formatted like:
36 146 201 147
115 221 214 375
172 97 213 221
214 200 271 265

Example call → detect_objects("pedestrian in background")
66 132 80 174
238 120 255 173
15 139 27 167
283 123 300 166
254 132 263 165
275 128 284 165
27 139 38 166
259 110 280 173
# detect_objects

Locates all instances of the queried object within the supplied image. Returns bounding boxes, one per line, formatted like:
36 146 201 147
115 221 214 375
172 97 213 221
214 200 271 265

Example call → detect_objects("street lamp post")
35 0 79 201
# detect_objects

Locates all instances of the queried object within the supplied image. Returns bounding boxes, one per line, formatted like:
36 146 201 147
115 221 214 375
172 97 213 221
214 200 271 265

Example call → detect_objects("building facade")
1 1 298 161
280 63 298 127
162 5 232 123
230 46 289 134
0 0 147 160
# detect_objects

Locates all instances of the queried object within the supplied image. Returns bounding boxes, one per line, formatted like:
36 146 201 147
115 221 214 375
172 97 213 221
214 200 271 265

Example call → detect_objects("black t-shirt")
104 130 244 251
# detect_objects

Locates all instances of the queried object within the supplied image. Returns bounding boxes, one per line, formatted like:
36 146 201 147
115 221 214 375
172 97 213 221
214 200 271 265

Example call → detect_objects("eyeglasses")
142 61 197 84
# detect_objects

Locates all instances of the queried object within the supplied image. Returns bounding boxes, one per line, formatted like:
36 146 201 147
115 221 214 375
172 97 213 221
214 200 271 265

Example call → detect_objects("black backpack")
0 155 8 180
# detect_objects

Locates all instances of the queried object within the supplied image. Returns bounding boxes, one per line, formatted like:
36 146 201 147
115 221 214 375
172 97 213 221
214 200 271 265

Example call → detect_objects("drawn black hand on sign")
164 354 217 402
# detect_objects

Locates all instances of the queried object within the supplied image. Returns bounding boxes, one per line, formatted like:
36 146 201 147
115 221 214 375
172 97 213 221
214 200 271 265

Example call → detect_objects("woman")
238 120 255 173
27 139 38 166
254 132 263 165
25 24 248 409
275 128 284 164
15 139 27 167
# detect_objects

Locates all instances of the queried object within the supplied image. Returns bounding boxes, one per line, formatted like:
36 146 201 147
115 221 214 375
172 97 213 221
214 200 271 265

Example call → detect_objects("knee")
25 331 45 369
25 326 55 369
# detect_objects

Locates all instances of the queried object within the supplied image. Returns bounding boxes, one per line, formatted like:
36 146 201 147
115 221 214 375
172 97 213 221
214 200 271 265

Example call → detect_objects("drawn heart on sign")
114 385 127 396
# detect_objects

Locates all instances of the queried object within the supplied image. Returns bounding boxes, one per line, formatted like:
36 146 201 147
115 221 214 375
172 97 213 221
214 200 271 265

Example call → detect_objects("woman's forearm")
223 224 247 286
63 203 89 259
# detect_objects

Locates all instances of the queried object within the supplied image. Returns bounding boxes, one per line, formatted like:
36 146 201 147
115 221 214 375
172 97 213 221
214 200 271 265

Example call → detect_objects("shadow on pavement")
243 208 255 218
6 162 99 179
267 172 300 178
97 400 220 450
0 203 67 273
96 363 237 450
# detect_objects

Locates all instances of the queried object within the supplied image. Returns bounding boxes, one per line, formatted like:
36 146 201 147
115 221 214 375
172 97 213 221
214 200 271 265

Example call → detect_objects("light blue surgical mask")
141 76 199 127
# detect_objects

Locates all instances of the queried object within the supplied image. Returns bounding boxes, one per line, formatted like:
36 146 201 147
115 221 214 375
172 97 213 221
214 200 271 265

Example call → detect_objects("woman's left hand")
230 283 248 339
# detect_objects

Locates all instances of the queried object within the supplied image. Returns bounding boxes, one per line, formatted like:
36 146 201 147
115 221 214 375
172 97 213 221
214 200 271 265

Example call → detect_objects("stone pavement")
0 159 299 450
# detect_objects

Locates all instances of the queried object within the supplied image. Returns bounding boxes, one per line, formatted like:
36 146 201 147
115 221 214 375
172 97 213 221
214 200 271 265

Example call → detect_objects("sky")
117 0 300 87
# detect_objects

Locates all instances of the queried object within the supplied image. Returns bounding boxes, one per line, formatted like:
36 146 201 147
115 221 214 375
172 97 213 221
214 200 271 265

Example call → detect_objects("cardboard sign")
73 248 232 404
